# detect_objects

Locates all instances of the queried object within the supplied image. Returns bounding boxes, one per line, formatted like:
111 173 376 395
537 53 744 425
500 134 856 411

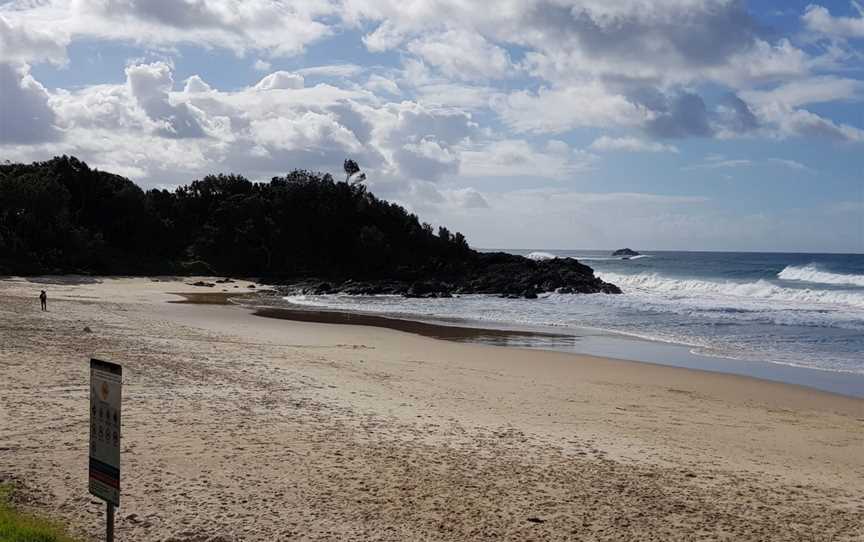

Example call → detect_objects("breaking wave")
599 272 864 309
526 251 558 260
778 264 864 288
526 251 651 262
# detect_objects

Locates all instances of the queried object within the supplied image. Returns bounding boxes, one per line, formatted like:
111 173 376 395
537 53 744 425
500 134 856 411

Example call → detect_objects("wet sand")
248 300 864 399
1 277 862 541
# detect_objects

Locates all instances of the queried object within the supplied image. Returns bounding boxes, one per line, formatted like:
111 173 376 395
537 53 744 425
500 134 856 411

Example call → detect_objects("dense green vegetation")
0 156 620 296
0 156 469 277
0 484 79 542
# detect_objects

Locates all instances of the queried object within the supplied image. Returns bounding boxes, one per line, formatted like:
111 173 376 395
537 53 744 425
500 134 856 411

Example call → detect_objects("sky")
1 0 862 252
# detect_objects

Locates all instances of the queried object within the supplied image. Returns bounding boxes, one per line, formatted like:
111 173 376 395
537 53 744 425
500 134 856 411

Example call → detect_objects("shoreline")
256 309 864 399
174 289 864 410
203 292 864 399
2 277 863 541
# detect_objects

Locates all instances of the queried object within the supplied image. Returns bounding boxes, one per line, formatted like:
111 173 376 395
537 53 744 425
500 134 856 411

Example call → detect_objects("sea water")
281 251 864 384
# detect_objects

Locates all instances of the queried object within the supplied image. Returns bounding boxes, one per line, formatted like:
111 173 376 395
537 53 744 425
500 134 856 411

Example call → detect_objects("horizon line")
479 248 864 256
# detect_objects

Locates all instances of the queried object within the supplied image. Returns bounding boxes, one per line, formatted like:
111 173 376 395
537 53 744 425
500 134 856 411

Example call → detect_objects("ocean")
278 250 864 394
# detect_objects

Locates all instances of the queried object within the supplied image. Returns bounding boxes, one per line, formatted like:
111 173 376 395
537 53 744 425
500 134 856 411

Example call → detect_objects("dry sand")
0 276 862 541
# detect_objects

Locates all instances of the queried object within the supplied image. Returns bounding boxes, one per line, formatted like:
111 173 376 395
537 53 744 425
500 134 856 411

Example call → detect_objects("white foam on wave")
778 264 864 288
527 252 652 261
599 271 864 309
282 294 318 306
526 251 558 260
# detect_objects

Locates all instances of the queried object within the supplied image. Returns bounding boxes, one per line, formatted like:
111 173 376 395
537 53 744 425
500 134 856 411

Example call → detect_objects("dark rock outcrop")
612 248 640 257
405 281 453 298
283 252 620 299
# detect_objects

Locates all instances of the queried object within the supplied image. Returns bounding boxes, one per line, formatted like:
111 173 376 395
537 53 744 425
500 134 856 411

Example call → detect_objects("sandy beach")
1 277 862 541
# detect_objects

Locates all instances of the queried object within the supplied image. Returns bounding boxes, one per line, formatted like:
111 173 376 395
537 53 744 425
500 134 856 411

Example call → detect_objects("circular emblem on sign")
100 381 110 401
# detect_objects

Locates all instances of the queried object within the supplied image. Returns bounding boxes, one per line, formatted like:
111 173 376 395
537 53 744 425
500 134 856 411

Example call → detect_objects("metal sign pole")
89 358 122 542
106 502 115 542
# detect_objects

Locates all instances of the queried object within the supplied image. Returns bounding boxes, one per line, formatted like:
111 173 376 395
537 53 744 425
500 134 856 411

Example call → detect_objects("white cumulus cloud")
589 136 679 153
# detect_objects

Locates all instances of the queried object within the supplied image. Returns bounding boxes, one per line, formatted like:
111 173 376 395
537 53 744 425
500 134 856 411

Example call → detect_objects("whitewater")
778 264 864 288
278 250 864 378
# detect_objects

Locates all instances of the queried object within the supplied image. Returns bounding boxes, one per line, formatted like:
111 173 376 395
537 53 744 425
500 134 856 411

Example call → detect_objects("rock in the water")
83 326 92 333
313 282 332 294
612 248 640 257
404 281 452 298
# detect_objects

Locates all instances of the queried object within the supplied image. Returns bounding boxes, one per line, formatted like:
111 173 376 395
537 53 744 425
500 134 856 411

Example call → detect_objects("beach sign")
89 358 122 509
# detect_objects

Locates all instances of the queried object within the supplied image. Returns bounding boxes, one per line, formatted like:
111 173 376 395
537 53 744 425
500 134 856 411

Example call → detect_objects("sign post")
89 358 122 542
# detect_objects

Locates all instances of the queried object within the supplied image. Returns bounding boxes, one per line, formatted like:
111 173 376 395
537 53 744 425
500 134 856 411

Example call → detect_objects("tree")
437 226 452 243
343 159 360 183
0 156 479 277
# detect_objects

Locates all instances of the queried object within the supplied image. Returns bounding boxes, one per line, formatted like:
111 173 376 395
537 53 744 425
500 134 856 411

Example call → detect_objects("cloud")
249 111 365 161
0 63 61 144
682 156 816 173
699 38 809 88
393 137 459 181
0 0 336 59
444 187 489 209
385 103 477 145
767 158 814 172
362 19 407 52
350 0 793 87
735 76 864 142
0 14 69 64
183 75 212 94
520 0 759 77
682 158 752 170
715 93 759 134
125 62 207 138
411 81 500 109
2 61 490 190
493 84 648 134
406 29 513 81
643 91 713 139
460 139 597 179
803 2 864 39
297 64 365 78
757 105 864 142
339 0 828 145
4 0 859 151
253 71 305 90
589 136 679 153
52 86 143 135
365 75 401 96
742 76 864 109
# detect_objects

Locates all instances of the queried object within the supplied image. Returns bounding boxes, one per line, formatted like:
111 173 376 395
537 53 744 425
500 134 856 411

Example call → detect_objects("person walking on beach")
39 290 47 311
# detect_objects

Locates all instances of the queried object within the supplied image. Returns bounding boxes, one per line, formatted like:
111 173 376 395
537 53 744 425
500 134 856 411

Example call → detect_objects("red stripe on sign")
89 469 120 489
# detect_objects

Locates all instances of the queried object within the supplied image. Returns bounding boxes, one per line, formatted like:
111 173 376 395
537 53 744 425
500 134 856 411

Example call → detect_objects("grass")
0 484 80 542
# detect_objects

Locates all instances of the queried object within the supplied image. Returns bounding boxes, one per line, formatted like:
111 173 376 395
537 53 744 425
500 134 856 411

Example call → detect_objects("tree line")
0 156 471 277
